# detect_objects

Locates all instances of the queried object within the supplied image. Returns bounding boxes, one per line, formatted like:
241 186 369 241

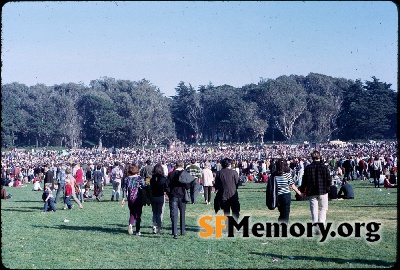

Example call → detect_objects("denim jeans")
169 197 186 236
43 198 56 212
151 195 165 228
190 179 200 204
77 183 84 203
64 195 73 209
277 192 291 224
55 183 65 203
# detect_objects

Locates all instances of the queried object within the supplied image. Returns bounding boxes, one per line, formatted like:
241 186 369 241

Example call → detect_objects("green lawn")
1 180 397 269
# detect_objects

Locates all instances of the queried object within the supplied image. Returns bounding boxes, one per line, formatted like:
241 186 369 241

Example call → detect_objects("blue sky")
2 1 397 97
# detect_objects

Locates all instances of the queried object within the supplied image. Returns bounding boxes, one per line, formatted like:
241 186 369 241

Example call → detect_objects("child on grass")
42 184 56 212
64 179 74 210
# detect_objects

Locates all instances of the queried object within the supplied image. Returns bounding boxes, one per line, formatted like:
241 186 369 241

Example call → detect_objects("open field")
1 180 397 269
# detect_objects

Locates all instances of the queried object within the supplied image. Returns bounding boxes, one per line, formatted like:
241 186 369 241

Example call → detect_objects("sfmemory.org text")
198 216 381 243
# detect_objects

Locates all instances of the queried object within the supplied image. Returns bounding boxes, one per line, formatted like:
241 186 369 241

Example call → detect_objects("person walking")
64 167 83 209
165 160 191 239
74 163 85 204
121 164 147 236
54 163 67 204
202 162 214 205
150 163 167 234
214 158 240 227
92 165 106 201
186 159 202 204
111 161 123 202
271 159 302 224
300 150 331 235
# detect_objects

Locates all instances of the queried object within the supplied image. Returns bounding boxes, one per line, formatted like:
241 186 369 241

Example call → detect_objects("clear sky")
2 1 397 97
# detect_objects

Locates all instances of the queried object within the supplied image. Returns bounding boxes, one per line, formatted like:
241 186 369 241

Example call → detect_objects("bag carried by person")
266 173 278 210
179 170 194 203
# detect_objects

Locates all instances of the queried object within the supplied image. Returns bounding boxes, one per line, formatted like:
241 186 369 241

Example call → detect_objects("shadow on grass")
249 252 395 267
31 223 202 235
350 204 397 208
2 207 43 212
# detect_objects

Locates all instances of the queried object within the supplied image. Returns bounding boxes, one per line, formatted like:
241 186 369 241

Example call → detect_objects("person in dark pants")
337 178 354 199
150 163 167 234
273 159 302 224
43 164 54 191
186 159 202 204
165 160 191 239
214 158 241 228
55 163 67 204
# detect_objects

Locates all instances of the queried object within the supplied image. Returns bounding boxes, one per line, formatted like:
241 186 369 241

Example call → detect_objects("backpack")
266 173 278 210
178 169 195 184
178 170 194 203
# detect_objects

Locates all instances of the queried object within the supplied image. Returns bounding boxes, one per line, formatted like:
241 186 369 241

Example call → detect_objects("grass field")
1 180 397 269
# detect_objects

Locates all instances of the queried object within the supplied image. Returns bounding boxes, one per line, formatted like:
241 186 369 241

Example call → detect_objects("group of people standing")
119 158 240 239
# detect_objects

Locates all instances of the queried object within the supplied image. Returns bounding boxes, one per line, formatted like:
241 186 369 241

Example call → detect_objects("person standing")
141 159 154 184
202 162 214 205
165 160 191 239
272 159 302 224
43 164 54 191
186 159 202 204
93 165 106 201
74 163 85 204
372 155 383 188
150 163 167 234
42 183 56 212
214 158 240 227
111 161 123 202
121 164 147 236
55 163 67 204
300 150 331 234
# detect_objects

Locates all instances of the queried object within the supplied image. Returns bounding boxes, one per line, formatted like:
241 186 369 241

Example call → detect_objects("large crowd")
1 140 398 238
1 141 398 186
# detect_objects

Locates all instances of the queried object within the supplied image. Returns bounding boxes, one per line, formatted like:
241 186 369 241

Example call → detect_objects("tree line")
1 73 397 149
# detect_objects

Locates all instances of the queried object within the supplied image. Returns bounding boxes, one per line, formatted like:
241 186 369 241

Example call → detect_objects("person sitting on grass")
32 177 43 191
1 185 12 200
383 176 397 188
328 180 338 201
337 178 354 200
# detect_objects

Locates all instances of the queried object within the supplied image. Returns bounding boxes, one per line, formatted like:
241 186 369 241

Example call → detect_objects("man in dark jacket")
165 160 191 239
214 158 240 225
300 150 331 234
43 164 54 191
338 178 354 199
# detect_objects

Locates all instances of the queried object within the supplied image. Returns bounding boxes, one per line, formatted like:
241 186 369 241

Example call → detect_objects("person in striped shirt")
272 158 302 224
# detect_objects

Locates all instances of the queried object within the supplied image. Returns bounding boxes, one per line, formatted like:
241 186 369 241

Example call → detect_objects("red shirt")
75 168 84 184
65 183 72 197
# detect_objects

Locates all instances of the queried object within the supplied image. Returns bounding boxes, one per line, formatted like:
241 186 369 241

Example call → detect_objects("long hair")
152 163 164 177
274 159 290 176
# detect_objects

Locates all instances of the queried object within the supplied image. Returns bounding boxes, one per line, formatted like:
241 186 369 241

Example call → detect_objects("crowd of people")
1 140 398 237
